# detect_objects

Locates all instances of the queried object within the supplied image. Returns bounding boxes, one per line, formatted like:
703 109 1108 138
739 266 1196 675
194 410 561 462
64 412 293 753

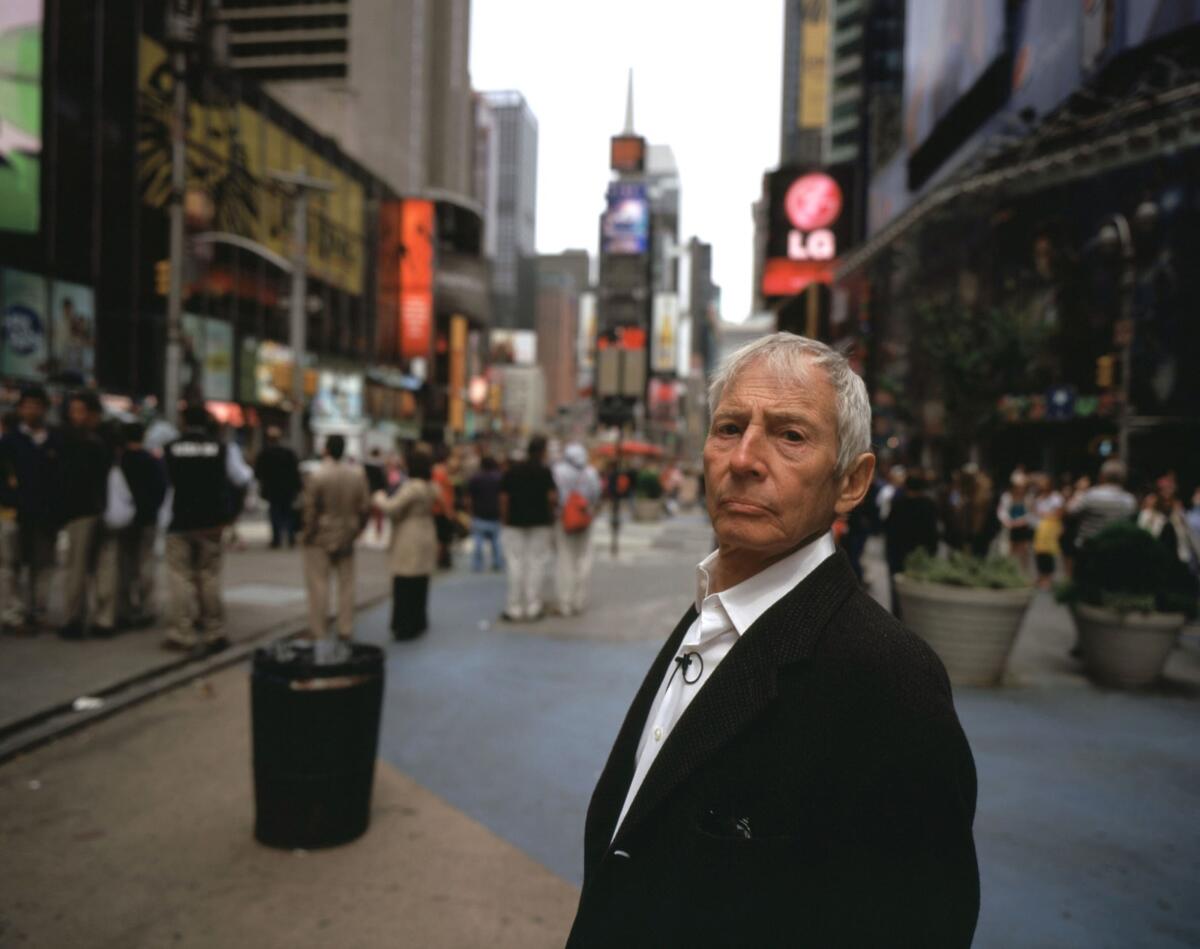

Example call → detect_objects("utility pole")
268 169 333 454
164 47 189 426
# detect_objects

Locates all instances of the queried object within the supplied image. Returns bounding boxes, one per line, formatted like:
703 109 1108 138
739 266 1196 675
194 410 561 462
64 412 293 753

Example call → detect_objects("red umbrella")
593 440 664 458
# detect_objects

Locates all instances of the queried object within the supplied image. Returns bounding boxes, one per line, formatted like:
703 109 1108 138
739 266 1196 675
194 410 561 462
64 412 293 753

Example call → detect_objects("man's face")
704 358 870 560
66 399 89 429
18 397 45 428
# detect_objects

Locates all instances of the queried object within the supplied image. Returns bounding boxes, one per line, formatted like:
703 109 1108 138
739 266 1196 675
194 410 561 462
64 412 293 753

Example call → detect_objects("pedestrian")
161 404 254 653
498 434 557 622
374 444 438 640
254 425 302 549
1137 474 1197 570
3 386 61 634
876 463 906 524
58 390 112 639
221 424 252 552
363 446 387 540
466 454 505 572
567 333 978 948
552 442 601 616
0 412 24 631
884 471 941 618
996 471 1035 573
431 448 457 569
1186 486 1200 577
1032 472 1064 589
301 434 370 642
89 419 136 639
118 421 168 628
1066 459 1137 547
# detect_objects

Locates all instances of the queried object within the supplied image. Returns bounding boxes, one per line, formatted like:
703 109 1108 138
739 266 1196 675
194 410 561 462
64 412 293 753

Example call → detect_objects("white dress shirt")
612 531 837 841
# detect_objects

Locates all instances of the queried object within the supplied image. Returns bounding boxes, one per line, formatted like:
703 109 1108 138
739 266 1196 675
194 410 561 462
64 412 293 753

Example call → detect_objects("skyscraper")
220 0 474 199
780 0 829 166
482 91 539 330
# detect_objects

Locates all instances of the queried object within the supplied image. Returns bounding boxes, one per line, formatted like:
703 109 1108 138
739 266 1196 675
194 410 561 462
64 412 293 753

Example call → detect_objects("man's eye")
717 423 740 436
782 430 804 443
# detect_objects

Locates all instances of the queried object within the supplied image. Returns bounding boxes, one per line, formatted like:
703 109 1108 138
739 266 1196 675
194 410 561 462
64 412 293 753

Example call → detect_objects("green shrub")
1056 521 1197 618
635 468 663 500
902 548 1030 590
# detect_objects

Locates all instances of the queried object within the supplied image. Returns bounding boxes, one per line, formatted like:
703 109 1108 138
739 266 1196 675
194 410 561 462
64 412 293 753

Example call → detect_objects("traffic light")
1095 353 1115 389
155 259 170 296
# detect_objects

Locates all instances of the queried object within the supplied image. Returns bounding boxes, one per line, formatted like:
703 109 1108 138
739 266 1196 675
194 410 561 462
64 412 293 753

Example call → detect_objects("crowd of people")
844 456 1200 616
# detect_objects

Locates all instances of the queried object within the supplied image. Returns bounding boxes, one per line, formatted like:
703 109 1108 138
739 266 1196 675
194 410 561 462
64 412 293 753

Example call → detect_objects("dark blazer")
566 551 979 948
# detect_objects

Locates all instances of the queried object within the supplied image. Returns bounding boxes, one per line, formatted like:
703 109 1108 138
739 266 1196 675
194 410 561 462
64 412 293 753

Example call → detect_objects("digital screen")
903 0 1006 154
0 1 43 233
610 135 645 173
602 182 649 256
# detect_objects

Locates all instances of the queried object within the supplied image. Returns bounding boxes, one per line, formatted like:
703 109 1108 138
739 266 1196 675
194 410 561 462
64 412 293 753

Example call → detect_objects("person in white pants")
553 442 602 615
499 436 557 621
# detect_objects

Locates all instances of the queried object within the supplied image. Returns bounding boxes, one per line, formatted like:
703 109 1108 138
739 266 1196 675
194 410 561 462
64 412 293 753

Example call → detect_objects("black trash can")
251 641 385 849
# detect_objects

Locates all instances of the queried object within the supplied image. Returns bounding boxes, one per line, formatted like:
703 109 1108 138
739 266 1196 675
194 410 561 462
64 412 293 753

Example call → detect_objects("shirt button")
653 727 663 742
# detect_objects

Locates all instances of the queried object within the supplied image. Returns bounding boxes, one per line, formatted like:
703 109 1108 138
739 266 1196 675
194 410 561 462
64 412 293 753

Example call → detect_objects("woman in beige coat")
373 447 438 639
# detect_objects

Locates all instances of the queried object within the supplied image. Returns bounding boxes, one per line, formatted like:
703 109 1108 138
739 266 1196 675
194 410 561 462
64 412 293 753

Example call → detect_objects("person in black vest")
58 390 112 639
162 405 253 652
2 387 62 634
118 421 168 628
884 472 942 619
253 425 301 549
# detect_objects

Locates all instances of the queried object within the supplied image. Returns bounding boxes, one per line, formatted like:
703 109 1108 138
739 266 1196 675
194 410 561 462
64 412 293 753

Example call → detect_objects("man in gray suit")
301 435 370 641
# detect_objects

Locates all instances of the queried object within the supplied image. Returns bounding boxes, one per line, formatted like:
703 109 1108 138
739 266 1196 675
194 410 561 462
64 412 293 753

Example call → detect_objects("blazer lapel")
613 551 859 847
584 605 698 872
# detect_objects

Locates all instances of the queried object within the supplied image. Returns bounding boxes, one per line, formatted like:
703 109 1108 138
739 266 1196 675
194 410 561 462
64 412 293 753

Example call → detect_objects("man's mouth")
719 498 772 514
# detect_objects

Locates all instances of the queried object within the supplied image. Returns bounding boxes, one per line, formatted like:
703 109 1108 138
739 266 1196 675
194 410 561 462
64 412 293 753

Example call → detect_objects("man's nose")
730 426 766 477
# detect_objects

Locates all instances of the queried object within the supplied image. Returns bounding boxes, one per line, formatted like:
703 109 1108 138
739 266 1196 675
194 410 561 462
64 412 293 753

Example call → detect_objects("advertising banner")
137 36 365 295
399 199 434 360
799 1 828 129
761 165 855 299
602 182 649 256
1 268 48 378
577 292 597 370
180 314 234 401
903 0 1006 154
651 293 679 375
313 370 364 423
50 281 95 381
0 2 42 234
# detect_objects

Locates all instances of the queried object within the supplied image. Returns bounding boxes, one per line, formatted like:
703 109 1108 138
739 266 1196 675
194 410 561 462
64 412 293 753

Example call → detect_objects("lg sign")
785 173 841 262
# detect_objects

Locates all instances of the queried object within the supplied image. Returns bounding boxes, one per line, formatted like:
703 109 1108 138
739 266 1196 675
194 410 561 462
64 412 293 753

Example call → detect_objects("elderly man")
567 333 979 948
301 435 370 641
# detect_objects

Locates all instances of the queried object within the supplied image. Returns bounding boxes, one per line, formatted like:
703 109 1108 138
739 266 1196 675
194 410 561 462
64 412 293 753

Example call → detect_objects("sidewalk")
0 516 395 743
0 661 578 948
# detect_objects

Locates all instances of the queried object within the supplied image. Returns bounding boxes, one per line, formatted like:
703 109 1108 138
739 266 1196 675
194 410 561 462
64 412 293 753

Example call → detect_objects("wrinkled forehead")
717 353 830 411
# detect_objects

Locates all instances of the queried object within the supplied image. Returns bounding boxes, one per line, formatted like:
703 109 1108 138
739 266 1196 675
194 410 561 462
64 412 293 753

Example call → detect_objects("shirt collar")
694 531 837 640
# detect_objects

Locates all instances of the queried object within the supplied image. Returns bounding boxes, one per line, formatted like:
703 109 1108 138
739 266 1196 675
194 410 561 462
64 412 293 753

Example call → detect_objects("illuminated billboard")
602 182 649 256
610 135 646 173
0 2 42 234
398 200 434 361
903 0 1006 155
761 166 854 300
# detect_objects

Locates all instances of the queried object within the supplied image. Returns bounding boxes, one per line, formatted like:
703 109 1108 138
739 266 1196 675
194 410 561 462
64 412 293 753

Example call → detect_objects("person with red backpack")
552 442 601 616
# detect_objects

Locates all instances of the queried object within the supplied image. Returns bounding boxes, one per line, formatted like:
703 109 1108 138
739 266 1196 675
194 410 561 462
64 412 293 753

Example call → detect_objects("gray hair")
708 332 872 476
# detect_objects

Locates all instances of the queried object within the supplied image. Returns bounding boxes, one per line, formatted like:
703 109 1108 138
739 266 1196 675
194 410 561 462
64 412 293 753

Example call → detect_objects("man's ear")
834 452 876 517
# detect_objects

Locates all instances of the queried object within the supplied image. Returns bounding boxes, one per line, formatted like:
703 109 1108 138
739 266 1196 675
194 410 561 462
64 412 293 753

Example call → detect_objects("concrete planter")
632 497 662 522
1073 603 1185 689
894 575 1034 687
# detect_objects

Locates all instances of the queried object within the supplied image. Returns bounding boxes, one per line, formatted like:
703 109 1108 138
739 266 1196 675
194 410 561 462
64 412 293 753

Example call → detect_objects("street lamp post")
267 169 334 454
1097 201 1156 465
163 46 188 427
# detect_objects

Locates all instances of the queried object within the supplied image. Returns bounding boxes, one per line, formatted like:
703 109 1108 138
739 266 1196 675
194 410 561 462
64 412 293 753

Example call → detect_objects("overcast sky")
469 0 784 323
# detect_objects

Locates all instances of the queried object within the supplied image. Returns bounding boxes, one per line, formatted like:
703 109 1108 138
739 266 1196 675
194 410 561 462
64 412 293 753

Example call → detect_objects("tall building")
825 0 866 165
780 0 829 166
535 250 589 417
220 0 474 200
482 90 539 330
472 94 500 261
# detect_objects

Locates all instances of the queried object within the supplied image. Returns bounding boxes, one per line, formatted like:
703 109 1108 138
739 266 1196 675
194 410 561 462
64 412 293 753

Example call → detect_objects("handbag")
104 466 136 530
561 466 594 535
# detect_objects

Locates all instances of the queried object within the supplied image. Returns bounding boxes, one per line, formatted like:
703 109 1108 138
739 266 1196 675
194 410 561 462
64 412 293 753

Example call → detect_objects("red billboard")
761 165 854 300
399 199 434 360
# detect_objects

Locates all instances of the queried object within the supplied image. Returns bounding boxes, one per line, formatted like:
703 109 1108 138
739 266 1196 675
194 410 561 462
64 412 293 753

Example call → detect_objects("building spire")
623 68 635 134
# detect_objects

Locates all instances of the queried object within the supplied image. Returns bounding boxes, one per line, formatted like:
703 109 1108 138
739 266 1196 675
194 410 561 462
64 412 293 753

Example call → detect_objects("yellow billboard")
137 37 364 295
798 5 828 130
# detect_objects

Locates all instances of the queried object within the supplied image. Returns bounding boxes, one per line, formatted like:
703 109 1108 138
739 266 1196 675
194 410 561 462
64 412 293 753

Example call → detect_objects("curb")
0 591 390 766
